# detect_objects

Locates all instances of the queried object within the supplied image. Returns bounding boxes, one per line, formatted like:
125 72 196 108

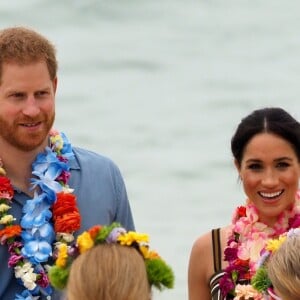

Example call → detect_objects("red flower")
0 176 14 199
237 206 246 218
52 192 81 233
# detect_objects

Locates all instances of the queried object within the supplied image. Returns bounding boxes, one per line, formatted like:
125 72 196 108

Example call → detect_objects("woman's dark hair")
231 107 300 166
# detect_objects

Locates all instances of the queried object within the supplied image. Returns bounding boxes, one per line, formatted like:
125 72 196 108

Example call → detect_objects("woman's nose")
261 169 279 187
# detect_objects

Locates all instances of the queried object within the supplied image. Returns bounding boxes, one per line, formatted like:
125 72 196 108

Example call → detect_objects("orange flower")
0 224 22 243
88 225 102 240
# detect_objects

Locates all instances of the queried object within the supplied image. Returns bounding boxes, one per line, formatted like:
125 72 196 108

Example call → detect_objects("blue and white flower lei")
14 131 75 299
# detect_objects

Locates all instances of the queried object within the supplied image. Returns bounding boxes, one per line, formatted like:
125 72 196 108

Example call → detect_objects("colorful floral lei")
0 130 81 299
48 222 175 291
219 194 300 299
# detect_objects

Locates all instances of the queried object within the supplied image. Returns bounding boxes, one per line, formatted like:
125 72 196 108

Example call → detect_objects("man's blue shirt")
0 147 135 299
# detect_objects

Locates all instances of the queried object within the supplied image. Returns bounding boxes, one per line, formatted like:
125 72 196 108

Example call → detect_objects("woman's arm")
188 231 213 300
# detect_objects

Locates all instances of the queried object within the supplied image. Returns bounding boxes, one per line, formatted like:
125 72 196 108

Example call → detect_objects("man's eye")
9 92 25 100
36 91 48 97
11 93 24 98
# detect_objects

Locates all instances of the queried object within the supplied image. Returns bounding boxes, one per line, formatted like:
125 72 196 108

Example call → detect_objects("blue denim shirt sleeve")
0 147 135 300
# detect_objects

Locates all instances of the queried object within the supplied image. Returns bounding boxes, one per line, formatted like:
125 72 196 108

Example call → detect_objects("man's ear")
53 77 58 94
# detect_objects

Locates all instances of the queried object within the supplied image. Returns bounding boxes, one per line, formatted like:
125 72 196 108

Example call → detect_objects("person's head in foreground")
67 244 150 300
49 223 175 300
252 228 300 300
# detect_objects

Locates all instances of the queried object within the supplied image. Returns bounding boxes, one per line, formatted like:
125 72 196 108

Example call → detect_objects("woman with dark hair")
188 107 300 299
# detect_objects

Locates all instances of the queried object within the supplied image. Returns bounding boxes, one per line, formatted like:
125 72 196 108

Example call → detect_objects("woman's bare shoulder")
188 226 230 299
191 225 230 252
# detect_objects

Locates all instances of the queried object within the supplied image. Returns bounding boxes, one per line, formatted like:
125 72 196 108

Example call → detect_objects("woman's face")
236 133 300 226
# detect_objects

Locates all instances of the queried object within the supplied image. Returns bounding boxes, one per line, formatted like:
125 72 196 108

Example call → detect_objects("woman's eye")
277 162 289 169
247 164 262 170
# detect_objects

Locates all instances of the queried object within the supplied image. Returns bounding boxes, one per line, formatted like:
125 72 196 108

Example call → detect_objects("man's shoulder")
71 146 118 169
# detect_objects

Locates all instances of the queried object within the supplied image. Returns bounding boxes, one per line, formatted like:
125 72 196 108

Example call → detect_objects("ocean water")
1 1 300 299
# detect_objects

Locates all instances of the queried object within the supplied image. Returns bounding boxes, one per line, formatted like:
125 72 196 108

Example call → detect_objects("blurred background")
1 1 300 299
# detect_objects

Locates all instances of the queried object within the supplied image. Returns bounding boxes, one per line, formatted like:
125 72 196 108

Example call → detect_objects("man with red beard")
0 26 135 300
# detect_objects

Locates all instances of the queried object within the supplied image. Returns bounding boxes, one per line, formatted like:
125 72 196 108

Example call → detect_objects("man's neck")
0 140 48 196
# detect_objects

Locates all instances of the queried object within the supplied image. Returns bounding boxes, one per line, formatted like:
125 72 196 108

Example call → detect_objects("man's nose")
21 96 40 117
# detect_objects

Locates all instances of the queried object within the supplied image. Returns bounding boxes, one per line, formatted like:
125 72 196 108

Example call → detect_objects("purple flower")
56 170 70 184
219 273 235 296
68 245 79 257
8 254 23 267
8 241 23 254
289 214 300 228
106 227 126 243
224 247 238 261
36 270 50 288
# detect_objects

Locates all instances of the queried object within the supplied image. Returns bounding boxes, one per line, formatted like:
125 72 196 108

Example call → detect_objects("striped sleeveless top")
209 228 226 300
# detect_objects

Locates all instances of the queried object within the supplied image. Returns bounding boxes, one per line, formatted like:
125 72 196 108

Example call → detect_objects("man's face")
0 60 56 151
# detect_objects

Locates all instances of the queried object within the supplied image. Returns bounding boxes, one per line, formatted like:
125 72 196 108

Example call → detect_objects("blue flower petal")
15 290 34 300
21 230 34 242
23 240 39 254
22 239 53 263
36 223 55 241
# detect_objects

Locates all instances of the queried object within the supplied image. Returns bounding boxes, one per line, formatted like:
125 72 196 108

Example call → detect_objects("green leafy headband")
49 222 175 291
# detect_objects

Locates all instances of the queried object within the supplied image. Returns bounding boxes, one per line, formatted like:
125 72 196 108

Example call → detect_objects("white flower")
0 203 10 212
0 214 15 224
62 186 74 193
56 232 75 243
15 262 32 278
14 262 37 290
22 270 37 290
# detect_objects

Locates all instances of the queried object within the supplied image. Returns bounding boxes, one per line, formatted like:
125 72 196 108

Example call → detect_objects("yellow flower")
0 214 15 224
50 134 63 152
117 231 149 246
0 203 10 213
77 232 94 253
56 243 68 268
266 235 286 252
139 245 150 258
139 245 160 259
